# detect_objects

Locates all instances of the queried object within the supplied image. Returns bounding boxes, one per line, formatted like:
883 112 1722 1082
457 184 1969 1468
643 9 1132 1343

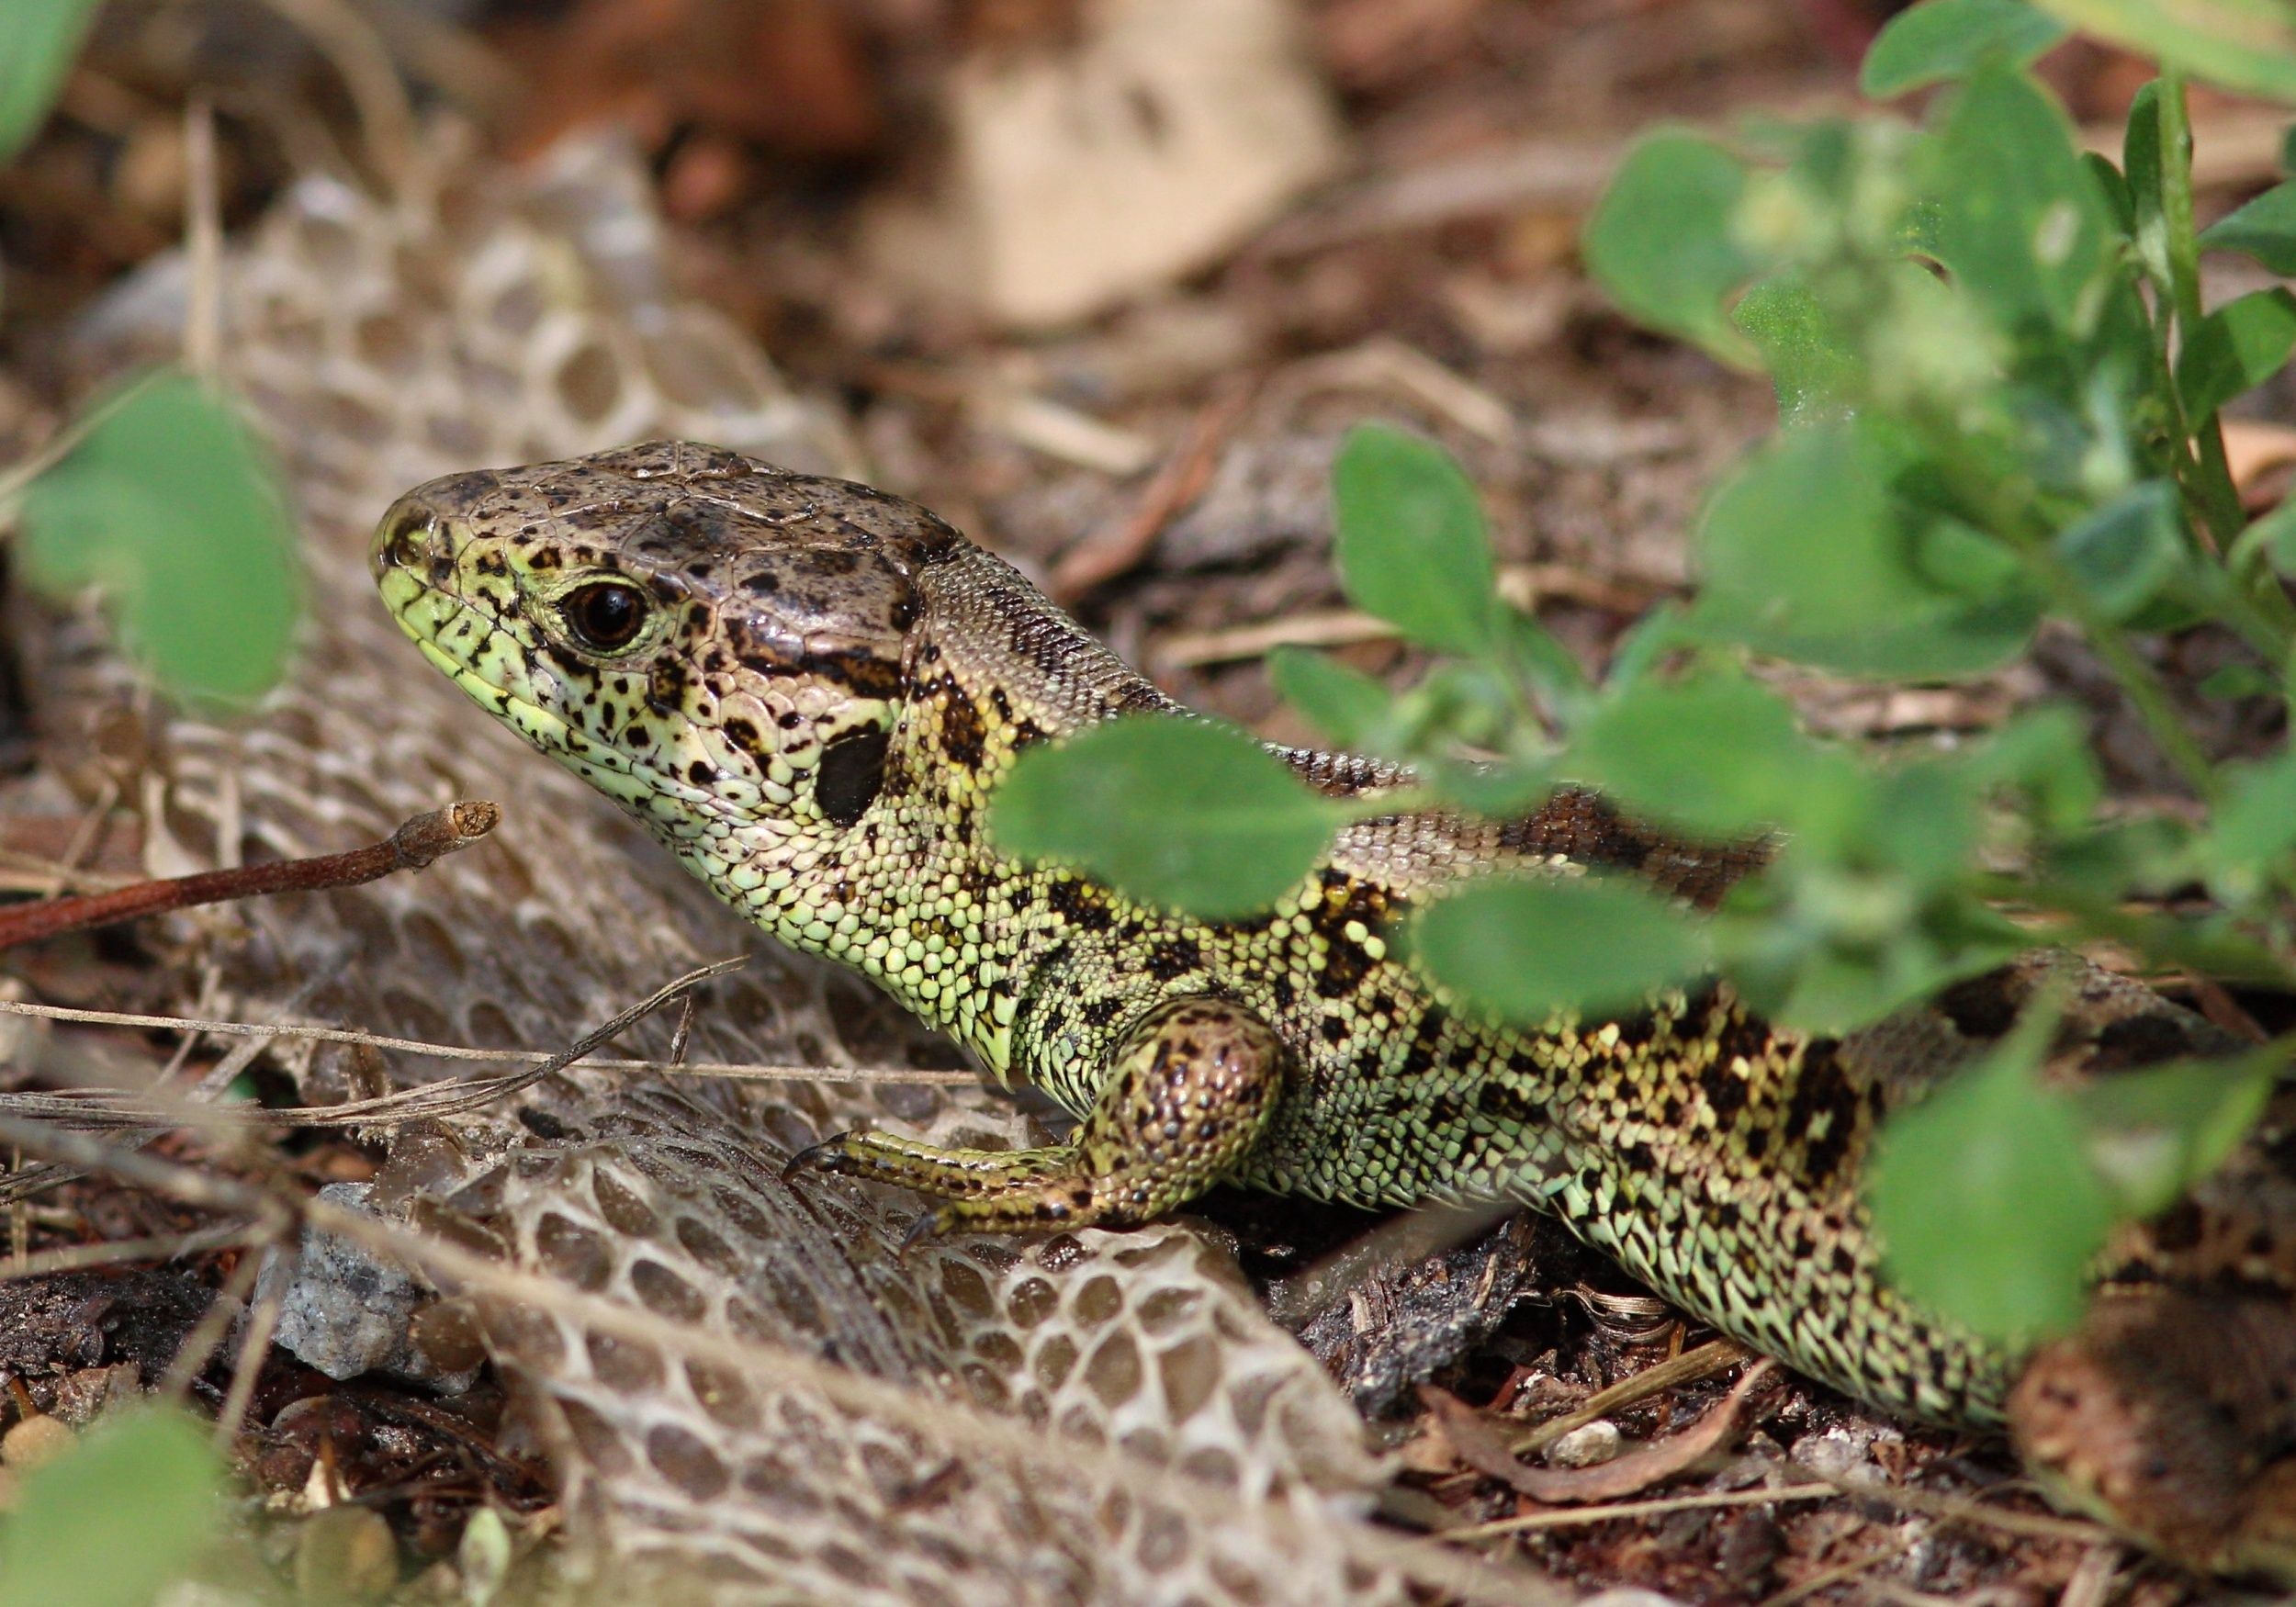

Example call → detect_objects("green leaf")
2122 81 2171 291
1412 874 1708 1022
0 1407 226 1607
1731 275 1860 424
1602 602 1688 692
1583 129 1757 365
2043 815 2193 899
2078 152 2133 238
1964 704 2102 832
1690 421 2041 678
1496 606 1592 725
1329 424 1497 657
2232 497 2296 587
1568 668 1856 838
2202 179 2296 274
2053 480 2184 621
2031 0 2296 102
1866 1002 2116 1344
2075 1049 2281 1218
2177 287 2296 420
2196 747 2296 900
2198 662 2278 701
1861 0 2069 96
0 0 102 163
1930 62 2117 339
18 370 302 709
985 716 1342 919
1269 646 1392 749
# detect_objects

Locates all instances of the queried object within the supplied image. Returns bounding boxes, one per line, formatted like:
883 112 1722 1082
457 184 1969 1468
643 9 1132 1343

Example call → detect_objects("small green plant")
0 1407 228 1607
0 9 303 711
992 1 2296 1346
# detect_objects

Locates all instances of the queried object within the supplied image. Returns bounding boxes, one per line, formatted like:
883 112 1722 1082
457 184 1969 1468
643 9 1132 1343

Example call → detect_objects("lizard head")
371 441 957 861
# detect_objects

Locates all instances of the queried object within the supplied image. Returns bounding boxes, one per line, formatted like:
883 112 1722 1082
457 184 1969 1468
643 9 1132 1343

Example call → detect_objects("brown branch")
0 801 499 950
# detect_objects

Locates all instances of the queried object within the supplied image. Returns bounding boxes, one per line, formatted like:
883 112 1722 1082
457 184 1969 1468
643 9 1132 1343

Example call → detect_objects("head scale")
372 441 958 872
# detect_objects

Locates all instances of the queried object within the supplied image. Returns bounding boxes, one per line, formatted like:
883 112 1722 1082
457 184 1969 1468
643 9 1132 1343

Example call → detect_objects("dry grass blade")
0 959 751 1162
1512 1336 1753 1456
1792 1465 2112 1546
0 960 749 1219
1441 1480 1841 1542
1 1219 259 1280
0 998 977 1086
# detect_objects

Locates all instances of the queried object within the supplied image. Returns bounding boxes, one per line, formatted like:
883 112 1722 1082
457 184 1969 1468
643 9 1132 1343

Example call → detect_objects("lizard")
373 440 2296 1574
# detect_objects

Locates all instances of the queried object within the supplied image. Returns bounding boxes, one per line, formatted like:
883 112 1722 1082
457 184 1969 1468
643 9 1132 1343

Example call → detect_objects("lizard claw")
782 1132 855 1184
897 1207 953 1254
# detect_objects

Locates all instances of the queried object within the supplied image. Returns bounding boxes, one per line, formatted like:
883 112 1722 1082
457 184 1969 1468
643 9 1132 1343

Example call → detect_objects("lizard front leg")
791 997 1285 1236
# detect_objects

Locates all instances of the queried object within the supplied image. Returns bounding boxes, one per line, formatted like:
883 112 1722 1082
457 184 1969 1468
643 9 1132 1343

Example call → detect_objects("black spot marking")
1046 880 1115 933
1699 1059 1750 1123
2090 1012 2202 1073
816 728 890 827
722 717 768 763
938 683 989 769
1782 1039 1859 1188
1933 971 2020 1040
647 658 691 716
1146 938 1202 981
1316 937 1376 999
1708 1005 1773 1073
1399 1006 1450 1077
1475 1081 1538 1124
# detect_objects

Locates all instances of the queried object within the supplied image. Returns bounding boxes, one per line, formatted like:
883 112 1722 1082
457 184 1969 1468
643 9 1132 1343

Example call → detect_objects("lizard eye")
561 580 650 652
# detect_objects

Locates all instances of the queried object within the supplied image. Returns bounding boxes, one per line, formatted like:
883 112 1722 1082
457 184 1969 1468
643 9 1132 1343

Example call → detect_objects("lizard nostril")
372 499 440 580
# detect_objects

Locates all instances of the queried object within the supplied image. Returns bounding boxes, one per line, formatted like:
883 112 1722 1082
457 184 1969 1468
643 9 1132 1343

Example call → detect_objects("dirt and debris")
0 1 2289 1602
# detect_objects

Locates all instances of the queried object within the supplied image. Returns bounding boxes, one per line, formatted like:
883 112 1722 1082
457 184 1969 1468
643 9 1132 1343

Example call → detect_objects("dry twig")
0 802 499 950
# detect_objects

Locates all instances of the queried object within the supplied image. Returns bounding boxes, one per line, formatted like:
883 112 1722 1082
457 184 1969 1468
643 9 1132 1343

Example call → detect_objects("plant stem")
2155 71 2249 551
1925 437 2222 802
2025 539 2220 799
1975 871 2291 986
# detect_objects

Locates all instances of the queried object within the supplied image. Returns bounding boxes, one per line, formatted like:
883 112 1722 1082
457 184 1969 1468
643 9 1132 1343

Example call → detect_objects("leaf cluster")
993 3 2296 1343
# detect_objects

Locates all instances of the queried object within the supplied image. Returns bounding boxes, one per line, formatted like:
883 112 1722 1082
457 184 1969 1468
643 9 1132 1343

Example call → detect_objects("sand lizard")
373 443 2296 1574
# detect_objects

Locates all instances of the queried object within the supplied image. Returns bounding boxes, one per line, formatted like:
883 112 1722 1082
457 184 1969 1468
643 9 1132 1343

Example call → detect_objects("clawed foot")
782 1128 1145 1246
781 995 1287 1250
781 1132 855 1185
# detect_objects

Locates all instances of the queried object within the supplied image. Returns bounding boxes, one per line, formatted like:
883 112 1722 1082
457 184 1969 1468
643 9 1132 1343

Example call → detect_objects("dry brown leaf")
1418 1359 1776 1505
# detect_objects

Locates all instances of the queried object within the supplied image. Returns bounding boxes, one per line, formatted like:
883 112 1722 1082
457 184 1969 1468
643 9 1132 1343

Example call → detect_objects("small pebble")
1547 1419 1622 1468
1 1415 74 1470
